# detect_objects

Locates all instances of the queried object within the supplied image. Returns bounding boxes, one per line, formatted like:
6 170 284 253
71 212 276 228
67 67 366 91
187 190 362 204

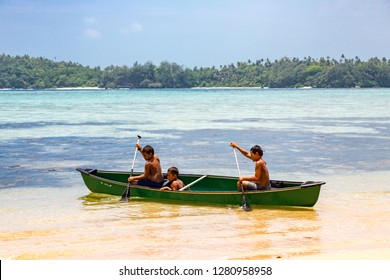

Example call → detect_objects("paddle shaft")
129 136 141 177
233 148 241 177
233 147 251 211
179 175 207 192
120 135 141 200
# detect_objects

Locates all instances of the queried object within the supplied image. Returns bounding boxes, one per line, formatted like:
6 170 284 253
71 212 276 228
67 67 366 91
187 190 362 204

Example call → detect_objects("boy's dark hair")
142 145 154 155
250 145 263 156
167 166 179 176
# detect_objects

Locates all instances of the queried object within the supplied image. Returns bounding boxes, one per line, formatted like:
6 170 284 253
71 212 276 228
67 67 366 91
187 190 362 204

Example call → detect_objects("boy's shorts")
246 182 271 191
138 178 165 188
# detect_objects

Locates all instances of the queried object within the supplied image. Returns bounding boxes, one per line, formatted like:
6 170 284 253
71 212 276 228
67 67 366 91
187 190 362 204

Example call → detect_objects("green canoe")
76 168 325 207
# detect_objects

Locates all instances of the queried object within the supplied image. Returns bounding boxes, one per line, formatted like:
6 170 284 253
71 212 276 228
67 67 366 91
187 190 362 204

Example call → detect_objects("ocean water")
0 88 389 259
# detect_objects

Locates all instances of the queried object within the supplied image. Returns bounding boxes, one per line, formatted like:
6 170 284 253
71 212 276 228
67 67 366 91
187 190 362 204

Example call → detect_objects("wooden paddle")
120 135 142 201
178 175 207 192
233 147 252 211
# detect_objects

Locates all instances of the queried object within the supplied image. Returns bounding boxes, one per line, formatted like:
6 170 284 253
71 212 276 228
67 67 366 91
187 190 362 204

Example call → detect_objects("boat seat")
270 180 284 188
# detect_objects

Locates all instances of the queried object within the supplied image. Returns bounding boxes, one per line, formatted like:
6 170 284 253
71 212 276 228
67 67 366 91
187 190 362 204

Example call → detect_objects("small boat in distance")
76 168 325 208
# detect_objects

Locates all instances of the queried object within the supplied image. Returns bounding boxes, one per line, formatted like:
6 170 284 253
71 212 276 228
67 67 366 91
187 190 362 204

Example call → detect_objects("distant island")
1 53 390 89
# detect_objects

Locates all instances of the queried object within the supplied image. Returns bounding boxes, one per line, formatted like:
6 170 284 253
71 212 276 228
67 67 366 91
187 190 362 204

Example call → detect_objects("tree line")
1 53 390 89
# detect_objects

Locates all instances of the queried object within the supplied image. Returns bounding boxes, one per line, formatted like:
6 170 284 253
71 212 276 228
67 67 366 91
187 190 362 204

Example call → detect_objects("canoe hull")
77 168 325 207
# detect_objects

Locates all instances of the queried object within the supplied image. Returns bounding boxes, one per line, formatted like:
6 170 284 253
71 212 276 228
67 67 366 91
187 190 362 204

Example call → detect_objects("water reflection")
78 193 321 259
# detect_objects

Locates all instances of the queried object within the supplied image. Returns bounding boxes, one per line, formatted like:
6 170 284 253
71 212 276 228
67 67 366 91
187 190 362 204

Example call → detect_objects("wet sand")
1 171 389 260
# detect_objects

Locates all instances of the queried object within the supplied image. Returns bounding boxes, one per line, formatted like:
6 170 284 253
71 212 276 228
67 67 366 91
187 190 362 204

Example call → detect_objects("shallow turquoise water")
0 88 389 259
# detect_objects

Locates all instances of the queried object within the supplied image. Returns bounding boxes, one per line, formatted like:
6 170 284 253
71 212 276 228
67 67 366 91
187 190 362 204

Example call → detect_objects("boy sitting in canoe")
160 166 185 191
230 142 270 191
128 144 164 188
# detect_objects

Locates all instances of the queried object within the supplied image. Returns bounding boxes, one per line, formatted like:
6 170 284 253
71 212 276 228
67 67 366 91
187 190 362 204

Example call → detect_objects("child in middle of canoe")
128 144 165 188
160 166 185 191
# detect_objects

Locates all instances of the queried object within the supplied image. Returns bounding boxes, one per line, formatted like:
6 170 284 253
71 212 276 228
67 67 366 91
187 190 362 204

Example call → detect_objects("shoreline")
0 87 104 91
2 86 390 91
292 248 390 260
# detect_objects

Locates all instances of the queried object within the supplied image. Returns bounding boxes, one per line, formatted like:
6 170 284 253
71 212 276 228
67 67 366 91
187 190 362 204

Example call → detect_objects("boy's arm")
230 142 251 159
129 162 149 181
140 162 151 179
239 161 262 182
170 181 180 191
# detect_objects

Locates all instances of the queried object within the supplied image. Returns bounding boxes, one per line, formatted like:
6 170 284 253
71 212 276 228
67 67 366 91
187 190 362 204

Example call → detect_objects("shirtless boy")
128 144 164 188
160 166 185 191
230 142 270 191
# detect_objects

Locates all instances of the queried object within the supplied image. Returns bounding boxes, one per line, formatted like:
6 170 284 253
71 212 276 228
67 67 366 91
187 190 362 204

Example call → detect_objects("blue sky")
1 0 390 68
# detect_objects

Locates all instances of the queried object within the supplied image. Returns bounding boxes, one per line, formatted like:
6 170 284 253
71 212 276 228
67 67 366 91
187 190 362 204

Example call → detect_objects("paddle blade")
120 184 131 201
239 182 251 211
242 203 252 211
242 194 252 211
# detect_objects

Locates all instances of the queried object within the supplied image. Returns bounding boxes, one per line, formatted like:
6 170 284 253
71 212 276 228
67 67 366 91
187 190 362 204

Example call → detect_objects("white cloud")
82 16 101 40
84 28 102 39
130 22 144 32
120 21 144 35
84 17 98 25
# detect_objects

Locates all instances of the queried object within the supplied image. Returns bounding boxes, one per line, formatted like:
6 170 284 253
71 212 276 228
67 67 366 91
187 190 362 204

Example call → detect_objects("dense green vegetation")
0 54 101 89
1 53 390 89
